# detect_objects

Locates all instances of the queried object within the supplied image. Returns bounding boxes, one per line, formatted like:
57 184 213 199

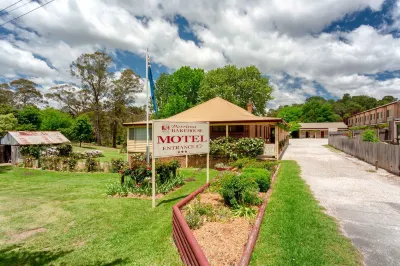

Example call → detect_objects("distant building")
299 122 348 139
0 131 70 164
347 101 400 143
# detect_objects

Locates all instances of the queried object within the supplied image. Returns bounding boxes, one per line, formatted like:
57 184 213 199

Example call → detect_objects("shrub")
232 205 256 218
106 172 185 197
235 137 265 158
362 129 379 142
85 157 99 172
20 145 43 159
156 160 180 183
219 172 261 206
242 168 271 192
185 212 202 229
232 158 277 171
56 144 73 157
71 152 86 160
123 160 180 184
84 150 104 158
210 137 265 159
110 158 127 173
129 153 148 167
214 162 231 169
66 157 78 171
157 173 184 194
125 166 151 184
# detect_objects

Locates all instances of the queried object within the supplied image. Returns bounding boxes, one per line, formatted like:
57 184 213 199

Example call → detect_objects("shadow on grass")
0 165 13 174
0 245 73 266
87 258 129 266
0 245 129 266
157 194 188 207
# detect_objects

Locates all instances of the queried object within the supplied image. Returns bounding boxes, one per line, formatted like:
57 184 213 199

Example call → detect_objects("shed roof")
0 131 70 145
123 97 282 126
299 122 347 129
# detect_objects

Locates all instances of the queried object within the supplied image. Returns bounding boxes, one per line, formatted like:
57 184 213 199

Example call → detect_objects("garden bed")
176 159 279 266
188 191 254 265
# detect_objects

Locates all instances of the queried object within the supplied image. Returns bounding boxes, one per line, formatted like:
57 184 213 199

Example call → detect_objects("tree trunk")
80 141 82 147
112 120 117 148
95 105 102 146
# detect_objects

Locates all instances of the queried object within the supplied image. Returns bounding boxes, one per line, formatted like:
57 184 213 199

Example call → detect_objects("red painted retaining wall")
172 183 211 266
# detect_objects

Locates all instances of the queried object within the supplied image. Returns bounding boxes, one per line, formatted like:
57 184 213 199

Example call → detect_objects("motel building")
123 97 289 160
299 122 348 139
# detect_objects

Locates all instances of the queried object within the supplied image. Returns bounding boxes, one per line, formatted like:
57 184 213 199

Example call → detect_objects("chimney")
247 101 253 113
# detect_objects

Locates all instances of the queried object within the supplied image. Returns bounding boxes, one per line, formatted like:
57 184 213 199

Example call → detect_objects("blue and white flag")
147 57 158 116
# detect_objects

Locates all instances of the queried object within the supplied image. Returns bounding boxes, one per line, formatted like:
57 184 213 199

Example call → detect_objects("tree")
16 105 42 130
306 96 326 103
276 105 303 122
40 108 73 131
0 113 17 137
46 84 89 116
154 73 170 113
159 94 188 118
70 51 113 145
70 115 93 147
106 69 142 148
199 65 273 115
10 79 46 107
378 96 398 106
154 66 204 118
302 100 336 122
0 104 15 115
351 95 377 110
0 83 14 105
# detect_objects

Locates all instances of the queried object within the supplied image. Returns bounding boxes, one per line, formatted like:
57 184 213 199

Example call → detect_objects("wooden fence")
328 134 400 175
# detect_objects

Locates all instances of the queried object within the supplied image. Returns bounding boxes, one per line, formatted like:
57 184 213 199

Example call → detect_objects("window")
129 127 152 141
212 126 226 132
229 125 244 132
387 110 390 118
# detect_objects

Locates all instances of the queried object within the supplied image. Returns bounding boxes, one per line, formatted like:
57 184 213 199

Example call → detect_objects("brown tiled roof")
123 97 282 126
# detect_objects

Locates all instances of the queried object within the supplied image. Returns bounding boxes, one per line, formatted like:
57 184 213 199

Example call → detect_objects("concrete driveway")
283 139 400 266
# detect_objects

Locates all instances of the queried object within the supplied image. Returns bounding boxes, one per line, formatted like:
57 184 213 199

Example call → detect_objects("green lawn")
0 166 218 265
72 143 126 162
250 161 362 266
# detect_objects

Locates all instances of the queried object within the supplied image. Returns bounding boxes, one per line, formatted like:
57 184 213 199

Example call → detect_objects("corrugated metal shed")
0 131 70 146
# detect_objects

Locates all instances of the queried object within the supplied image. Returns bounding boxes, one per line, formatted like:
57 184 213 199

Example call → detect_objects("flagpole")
146 49 150 166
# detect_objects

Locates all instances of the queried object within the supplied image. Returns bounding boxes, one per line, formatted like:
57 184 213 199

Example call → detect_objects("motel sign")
153 121 210 158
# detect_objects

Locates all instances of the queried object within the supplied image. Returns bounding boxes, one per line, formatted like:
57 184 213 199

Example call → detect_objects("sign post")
151 121 210 208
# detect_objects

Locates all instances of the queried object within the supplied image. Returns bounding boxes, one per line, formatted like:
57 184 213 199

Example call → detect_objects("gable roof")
124 97 282 126
299 122 347 129
0 131 70 145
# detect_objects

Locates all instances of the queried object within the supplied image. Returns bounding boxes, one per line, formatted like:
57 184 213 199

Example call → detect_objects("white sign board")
152 121 210 158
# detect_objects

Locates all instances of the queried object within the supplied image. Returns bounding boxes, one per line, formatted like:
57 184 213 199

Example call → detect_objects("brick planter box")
172 164 281 266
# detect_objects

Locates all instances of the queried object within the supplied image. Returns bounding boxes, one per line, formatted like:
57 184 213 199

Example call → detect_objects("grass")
250 161 362 266
72 143 126 162
0 166 219 265
323 144 342 153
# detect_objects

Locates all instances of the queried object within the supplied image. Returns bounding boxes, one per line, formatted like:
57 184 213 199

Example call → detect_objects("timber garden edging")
172 164 281 266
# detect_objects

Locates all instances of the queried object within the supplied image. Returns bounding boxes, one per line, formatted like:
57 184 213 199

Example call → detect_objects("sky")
1 0 400 109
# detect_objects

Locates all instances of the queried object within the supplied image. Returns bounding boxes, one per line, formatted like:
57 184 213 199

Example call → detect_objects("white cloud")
1 0 399 109
0 40 56 77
